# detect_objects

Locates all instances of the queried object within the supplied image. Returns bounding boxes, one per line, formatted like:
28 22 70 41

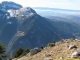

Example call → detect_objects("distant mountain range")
0 1 80 56
32 7 80 17
33 7 80 12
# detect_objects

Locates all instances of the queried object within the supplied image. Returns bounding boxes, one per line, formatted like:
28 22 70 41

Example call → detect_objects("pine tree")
19 48 30 57
13 47 24 58
25 48 30 53
0 42 8 60
48 40 55 47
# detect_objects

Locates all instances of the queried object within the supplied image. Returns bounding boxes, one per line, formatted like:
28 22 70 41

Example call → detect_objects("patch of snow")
7 7 36 18
5 13 8 15
7 16 10 19
7 21 12 24
7 9 15 17
16 31 25 36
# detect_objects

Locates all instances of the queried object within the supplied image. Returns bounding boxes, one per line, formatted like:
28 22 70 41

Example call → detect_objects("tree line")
0 41 30 60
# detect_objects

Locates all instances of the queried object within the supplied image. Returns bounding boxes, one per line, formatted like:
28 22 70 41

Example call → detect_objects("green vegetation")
54 58 80 60
51 40 55 43
19 48 30 58
13 47 24 58
13 47 30 58
0 42 9 60
48 40 55 47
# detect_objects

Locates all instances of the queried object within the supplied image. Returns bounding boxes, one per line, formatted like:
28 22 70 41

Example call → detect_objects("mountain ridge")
0 1 80 56
16 39 80 60
33 7 80 12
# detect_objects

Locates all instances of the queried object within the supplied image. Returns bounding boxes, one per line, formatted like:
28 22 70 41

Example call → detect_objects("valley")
0 1 80 57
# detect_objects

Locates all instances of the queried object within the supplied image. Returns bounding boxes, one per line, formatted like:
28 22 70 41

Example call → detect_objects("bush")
47 40 55 47
19 48 30 58
48 43 55 47
0 42 9 60
25 48 30 53
13 47 24 58
51 40 55 43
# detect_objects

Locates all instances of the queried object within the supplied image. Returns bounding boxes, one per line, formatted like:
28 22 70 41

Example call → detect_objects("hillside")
0 1 60 54
17 39 80 60
0 1 80 56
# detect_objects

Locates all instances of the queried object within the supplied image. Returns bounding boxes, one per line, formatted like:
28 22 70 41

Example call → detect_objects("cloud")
0 0 80 10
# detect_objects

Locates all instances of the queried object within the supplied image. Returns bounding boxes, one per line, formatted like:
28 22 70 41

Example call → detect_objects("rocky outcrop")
44 54 51 57
12 58 17 60
27 47 41 56
69 45 77 49
71 50 80 58
44 58 53 60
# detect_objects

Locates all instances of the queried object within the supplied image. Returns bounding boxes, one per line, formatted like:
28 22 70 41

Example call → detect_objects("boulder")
30 49 38 55
60 57 63 59
44 54 51 57
71 50 80 58
12 58 17 60
34 47 41 52
27 47 41 56
44 58 53 60
69 45 77 49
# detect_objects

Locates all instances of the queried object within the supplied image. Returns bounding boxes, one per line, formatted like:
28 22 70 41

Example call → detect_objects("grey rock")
12 58 17 60
44 58 53 60
69 45 77 49
44 54 51 57
30 49 38 55
71 50 80 58
27 47 41 56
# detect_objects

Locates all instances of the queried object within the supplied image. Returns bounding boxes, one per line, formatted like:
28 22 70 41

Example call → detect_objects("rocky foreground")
13 39 80 60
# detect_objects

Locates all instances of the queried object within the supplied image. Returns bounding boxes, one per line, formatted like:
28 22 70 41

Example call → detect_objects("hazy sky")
0 0 80 10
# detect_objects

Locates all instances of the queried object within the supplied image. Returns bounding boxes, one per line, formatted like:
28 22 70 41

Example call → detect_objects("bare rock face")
71 50 80 58
7 7 36 18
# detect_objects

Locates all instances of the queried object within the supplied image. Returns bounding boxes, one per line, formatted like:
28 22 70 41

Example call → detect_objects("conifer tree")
13 47 24 58
0 42 8 60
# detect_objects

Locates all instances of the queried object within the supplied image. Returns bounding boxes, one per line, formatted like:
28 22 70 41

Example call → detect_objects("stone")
69 45 77 49
34 47 41 52
44 58 53 60
60 57 63 59
44 54 51 57
12 58 17 60
26 49 37 56
27 47 41 56
71 50 80 58
30 49 38 55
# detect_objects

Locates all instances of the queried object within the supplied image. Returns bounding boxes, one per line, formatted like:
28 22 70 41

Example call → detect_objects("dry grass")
55 58 80 60
17 39 80 60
